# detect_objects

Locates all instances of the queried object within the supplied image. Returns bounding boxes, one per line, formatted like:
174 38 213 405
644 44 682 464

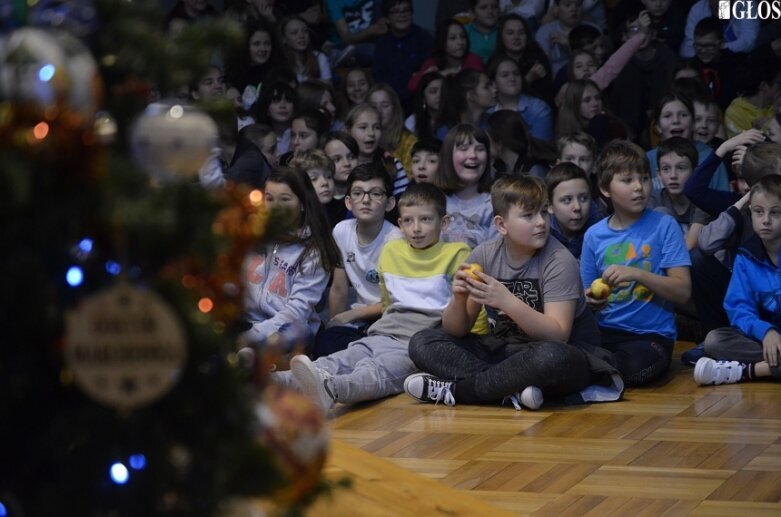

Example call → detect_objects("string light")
109 462 129 485
129 454 147 470
105 260 121 276
38 64 55 82
65 266 83 287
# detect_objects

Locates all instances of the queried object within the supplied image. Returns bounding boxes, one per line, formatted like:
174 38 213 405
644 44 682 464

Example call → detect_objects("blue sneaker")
681 343 705 366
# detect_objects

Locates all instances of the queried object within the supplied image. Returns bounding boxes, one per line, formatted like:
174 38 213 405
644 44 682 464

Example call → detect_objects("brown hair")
398 182 447 218
596 140 650 191
491 175 547 217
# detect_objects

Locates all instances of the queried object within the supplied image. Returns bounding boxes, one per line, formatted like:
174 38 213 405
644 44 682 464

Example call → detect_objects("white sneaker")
404 373 456 406
520 385 544 410
504 385 544 411
290 355 336 413
694 357 744 385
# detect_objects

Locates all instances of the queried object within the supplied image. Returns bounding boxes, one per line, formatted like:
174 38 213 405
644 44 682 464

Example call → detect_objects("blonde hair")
368 82 405 151
288 149 335 175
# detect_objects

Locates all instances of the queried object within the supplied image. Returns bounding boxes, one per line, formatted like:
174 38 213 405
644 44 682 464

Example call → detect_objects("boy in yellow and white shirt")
281 183 483 412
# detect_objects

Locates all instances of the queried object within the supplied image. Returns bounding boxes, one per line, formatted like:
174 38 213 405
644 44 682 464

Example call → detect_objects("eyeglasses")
388 8 411 16
348 189 387 201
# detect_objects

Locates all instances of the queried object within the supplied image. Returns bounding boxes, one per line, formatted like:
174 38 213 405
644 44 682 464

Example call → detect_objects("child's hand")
718 129 766 157
550 30 569 49
585 288 609 311
638 11 652 33
327 310 355 328
465 273 511 310
526 62 547 82
763 329 781 367
602 265 636 287
452 263 475 297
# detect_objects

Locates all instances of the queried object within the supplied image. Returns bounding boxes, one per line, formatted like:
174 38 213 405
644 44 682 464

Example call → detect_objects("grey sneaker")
404 373 456 406
290 355 336 413
694 357 743 385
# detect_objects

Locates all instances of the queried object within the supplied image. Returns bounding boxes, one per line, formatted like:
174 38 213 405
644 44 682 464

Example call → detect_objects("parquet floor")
326 341 781 515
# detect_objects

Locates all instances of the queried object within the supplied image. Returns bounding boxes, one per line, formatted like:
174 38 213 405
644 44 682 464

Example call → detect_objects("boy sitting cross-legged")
278 183 473 413
405 176 623 411
694 175 781 385
581 140 692 386
313 163 403 358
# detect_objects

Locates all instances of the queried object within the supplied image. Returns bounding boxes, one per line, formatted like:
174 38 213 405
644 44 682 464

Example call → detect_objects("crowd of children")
170 0 781 413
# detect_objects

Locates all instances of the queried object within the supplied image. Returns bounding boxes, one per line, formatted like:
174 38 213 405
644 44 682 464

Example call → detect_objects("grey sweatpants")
703 327 781 378
311 334 416 404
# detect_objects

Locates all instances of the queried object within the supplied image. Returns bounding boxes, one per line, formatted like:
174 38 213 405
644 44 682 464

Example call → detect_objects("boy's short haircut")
288 149 335 175
742 142 781 186
569 24 601 52
382 0 412 16
545 162 590 201
398 182 447 218
694 17 723 40
556 131 598 157
656 136 698 170
596 140 650 190
346 162 393 194
491 176 547 217
749 174 781 203
411 139 442 157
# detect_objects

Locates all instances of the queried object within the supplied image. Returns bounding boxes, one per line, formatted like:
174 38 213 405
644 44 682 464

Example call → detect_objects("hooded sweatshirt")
242 232 329 347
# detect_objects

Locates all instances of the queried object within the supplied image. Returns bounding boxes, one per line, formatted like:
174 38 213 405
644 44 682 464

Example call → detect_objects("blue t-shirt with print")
580 209 691 340
327 0 380 45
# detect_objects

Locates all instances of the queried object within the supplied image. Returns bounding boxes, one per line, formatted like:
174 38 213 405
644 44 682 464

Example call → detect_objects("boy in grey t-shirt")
405 176 623 410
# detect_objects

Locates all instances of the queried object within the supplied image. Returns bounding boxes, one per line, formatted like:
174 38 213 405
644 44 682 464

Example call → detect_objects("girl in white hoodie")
242 167 341 351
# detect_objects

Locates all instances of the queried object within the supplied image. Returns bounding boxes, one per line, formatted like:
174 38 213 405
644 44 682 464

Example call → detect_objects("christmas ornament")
93 110 117 143
255 385 329 505
0 27 101 124
129 101 218 183
64 283 188 410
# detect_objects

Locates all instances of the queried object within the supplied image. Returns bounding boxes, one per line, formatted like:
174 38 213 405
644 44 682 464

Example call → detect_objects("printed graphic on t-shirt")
365 269 380 284
603 242 653 302
487 278 542 340
344 0 374 32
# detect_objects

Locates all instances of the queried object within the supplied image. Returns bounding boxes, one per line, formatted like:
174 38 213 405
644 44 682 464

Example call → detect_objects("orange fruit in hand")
465 263 484 282
590 278 612 300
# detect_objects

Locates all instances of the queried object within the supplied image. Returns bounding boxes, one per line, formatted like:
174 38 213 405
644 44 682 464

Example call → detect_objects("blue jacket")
724 235 781 342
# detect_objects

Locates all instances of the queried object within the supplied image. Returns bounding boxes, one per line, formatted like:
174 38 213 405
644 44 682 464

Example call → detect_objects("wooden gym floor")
311 341 781 516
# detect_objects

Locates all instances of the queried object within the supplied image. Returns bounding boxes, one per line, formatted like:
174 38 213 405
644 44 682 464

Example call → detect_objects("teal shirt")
464 23 497 64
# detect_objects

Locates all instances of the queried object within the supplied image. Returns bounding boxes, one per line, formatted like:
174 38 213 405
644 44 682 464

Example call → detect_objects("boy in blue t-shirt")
581 140 691 386
693 175 781 385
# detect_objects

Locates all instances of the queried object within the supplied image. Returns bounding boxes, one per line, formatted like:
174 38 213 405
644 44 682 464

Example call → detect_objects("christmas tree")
0 1 330 514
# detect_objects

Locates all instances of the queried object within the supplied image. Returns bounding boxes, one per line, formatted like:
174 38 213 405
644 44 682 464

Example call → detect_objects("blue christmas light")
0 501 7 517
38 64 55 82
105 260 121 276
65 266 83 286
110 462 129 485
129 454 147 470
78 238 93 254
